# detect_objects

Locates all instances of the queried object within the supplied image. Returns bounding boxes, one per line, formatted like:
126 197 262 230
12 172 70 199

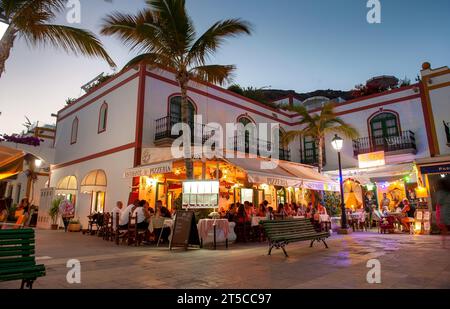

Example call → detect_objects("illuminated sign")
123 162 172 178
267 178 288 187
358 151 385 169
182 180 220 209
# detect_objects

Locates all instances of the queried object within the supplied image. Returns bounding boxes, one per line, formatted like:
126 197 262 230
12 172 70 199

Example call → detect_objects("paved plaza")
1 229 449 289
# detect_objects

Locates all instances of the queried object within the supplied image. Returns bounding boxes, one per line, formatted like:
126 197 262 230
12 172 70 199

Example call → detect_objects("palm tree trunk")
318 136 324 174
0 26 17 78
178 77 194 179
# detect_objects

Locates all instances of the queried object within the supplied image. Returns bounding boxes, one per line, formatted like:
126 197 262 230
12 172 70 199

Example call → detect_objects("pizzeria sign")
123 162 173 178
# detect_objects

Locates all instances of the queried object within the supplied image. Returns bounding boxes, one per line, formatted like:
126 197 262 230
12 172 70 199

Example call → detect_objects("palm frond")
7 0 65 21
23 24 116 68
188 18 252 65
101 10 165 54
283 104 315 124
190 64 235 85
323 118 359 139
147 0 195 56
281 130 302 146
123 52 173 70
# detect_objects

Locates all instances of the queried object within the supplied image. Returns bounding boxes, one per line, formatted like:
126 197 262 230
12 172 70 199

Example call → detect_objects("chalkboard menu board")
170 210 200 250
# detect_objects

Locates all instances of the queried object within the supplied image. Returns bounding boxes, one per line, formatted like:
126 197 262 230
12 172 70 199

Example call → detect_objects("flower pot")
68 223 81 232
51 224 59 230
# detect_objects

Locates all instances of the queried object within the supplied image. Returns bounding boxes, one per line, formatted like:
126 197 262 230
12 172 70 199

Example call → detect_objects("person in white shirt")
133 200 151 230
112 201 123 228
119 200 139 229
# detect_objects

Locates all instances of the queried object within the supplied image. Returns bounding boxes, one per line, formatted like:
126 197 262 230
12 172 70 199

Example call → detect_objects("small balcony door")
370 112 400 151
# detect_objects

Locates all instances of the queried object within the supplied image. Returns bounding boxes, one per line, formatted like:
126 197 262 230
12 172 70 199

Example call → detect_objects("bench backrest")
261 219 318 240
0 229 37 270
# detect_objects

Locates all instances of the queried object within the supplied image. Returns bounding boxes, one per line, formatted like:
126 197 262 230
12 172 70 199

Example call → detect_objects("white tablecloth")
148 216 168 232
251 216 267 227
319 214 330 223
197 219 230 240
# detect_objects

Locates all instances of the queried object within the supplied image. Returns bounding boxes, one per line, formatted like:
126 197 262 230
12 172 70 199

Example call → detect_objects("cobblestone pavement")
1 229 449 289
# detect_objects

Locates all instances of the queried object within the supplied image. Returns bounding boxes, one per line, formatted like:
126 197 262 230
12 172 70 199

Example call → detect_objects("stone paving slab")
0 230 449 289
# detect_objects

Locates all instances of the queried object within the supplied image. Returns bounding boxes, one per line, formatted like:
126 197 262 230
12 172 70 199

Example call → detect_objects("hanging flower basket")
0 134 44 146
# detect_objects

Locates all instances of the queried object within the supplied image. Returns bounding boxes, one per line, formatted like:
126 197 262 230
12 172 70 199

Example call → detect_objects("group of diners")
90 199 174 245
214 200 329 242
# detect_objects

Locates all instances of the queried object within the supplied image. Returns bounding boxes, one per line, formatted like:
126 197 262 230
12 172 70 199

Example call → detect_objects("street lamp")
0 13 8 40
331 134 349 232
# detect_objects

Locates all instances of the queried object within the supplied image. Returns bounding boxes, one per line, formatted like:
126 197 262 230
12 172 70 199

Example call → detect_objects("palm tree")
0 0 115 77
282 102 359 173
101 0 252 178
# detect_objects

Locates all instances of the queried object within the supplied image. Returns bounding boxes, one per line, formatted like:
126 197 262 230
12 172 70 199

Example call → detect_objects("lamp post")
331 134 349 232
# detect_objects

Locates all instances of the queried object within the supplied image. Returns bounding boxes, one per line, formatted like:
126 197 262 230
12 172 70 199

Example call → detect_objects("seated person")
400 198 415 231
291 203 298 216
0 200 9 223
133 200 151 230
277 203 289 218
119 199 139 229
235 204 250 224
226 203 237 222
257 204 267 217
382 206 389 217
267 206 274 220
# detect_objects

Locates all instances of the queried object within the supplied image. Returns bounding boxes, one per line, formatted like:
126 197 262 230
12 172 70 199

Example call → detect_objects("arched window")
98 102 108 133
169 96 196 125
235 116 256 153
370 112 400 139
71 117 78 144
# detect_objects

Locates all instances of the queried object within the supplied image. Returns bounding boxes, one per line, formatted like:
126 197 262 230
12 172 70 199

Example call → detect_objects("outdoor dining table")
148 215 166 232
156 218 174 247
251 216 267 227
197 219 229 250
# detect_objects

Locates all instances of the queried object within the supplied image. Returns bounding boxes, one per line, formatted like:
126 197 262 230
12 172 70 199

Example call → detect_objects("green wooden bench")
0 229 46 289
261 219 330 257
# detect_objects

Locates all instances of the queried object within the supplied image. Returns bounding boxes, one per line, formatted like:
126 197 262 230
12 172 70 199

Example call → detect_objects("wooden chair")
102 213 112 241
127 215 147 246
113 212 128 245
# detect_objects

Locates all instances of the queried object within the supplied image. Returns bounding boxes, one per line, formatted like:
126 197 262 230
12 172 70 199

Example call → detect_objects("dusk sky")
1 0 449 134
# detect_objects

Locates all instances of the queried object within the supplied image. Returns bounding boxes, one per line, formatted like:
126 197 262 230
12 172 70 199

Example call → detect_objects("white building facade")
48 63 450 228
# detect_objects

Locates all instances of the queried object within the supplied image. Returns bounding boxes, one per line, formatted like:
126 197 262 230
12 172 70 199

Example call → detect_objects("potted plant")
49 198 62 230
68 218 81 232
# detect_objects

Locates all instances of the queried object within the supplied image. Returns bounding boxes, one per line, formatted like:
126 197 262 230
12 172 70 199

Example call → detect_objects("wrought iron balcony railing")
154 115 216 144
352 130 416 156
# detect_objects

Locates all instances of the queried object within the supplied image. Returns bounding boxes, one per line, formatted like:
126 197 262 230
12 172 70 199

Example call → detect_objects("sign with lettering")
267 178 288 187
170 210 200 250
358 151 385 169
419 164 450 175
123 162 173 178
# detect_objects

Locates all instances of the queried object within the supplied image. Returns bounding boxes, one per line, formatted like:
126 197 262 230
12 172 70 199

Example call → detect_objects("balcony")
154 115 215 146
232 135 291 161
353 130 417 156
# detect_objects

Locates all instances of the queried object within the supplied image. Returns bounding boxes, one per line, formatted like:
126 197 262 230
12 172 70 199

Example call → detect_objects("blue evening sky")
1 0 449 134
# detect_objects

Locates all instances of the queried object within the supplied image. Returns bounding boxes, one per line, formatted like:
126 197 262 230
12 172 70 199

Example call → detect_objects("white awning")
278 161 340 191
324 162 416 184
223 157 300 188
80 169 107 193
